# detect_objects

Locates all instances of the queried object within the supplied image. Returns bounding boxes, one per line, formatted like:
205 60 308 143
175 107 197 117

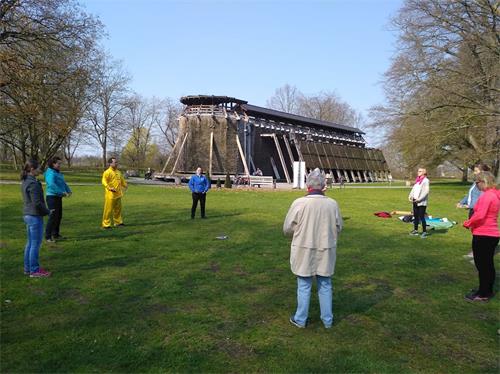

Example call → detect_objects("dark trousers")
412 202 427 232
45 195 63 239
191 192 206 218
472 235 499 297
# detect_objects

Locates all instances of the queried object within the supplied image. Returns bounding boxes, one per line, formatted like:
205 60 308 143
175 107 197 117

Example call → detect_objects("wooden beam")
249 156 256 172
170 133 188 175
294 141 304 162
160 135 180 174
213 140 224 172
312 142 324 169
321 142 332 170
208 131 214 177
270 156 280 179
235 135 250 176
282 135 295 166
272 133 291 183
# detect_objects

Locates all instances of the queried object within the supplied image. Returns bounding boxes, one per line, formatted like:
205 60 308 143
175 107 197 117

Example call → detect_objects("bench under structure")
249 176 274 188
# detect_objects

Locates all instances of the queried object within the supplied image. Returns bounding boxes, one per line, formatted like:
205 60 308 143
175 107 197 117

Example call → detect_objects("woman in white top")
408 168 430 238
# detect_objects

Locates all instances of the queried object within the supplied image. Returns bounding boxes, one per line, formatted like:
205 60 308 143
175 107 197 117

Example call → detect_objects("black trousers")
472 235 499 297
191 192 206 218
45 195 63 239
412 202 427 232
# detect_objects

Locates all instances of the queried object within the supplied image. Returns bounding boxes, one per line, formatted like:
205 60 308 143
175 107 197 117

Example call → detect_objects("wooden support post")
336 169 343 180
170 133 188 175
294 141 304 162
270 157 280 179
260 133 291 183
160 135 180 174
208 131 214 178
343 170 350 182
249 156 256 172
312 142 324 169
350 170 357 182
235 135 250 177
357 170 363 182
283 135 295 166
321 143 332 170
272 134 291 183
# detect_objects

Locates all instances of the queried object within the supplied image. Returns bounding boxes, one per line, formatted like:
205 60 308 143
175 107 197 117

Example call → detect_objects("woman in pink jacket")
463 172 500 302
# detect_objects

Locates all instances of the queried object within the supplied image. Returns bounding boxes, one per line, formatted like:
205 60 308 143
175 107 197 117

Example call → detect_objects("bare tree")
267 86 364 129
84 54 130 168
155 97 182 150
266 84 301 114
120 95 157 169
61 122 91 168
371 0 500 180
298 91 363 128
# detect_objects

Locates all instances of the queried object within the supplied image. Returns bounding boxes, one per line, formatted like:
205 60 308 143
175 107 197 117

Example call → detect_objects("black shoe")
289 316 306 328
191 216 194 219
46 238 56 243
102 226 112 230
115 223 125 227
464 292 490 302
53 235 65 240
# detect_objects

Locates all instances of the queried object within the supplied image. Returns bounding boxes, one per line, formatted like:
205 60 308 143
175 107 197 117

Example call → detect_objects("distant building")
159 95 390 182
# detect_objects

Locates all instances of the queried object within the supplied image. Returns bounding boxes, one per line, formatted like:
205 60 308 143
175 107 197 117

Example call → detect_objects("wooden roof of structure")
180 95 364 135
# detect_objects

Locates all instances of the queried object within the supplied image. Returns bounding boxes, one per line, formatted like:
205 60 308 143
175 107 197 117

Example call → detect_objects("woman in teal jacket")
44 156 71 242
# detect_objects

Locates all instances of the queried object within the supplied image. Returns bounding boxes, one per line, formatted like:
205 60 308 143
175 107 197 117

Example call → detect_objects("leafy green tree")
224 173 232 189
0 0 103 166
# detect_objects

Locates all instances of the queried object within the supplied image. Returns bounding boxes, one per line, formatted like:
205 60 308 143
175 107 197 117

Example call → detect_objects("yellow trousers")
102 197 123 227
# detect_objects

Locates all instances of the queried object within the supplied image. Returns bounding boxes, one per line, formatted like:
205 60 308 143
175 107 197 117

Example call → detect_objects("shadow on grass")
335 279 393 323
122 211 245 227
56 253 156 274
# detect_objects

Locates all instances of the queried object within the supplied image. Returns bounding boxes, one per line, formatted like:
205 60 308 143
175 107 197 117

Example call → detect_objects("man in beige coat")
284 168 343 328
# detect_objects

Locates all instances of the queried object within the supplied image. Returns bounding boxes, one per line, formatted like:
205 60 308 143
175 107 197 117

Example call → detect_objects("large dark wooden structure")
159 95 390 182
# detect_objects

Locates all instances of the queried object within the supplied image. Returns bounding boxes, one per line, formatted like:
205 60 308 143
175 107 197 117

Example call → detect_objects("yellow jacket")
102 167 127 199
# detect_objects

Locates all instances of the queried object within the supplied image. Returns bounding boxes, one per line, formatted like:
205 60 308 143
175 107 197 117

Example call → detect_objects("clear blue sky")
82 0 402 146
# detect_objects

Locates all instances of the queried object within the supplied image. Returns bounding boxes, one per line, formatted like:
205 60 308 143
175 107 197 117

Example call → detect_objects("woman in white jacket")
408 168 430 238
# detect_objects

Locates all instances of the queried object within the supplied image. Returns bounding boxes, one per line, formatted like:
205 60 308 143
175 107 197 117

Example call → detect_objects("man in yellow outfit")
101 157 127 228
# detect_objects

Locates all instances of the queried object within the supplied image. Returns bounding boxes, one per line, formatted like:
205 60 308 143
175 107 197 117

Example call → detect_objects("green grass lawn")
0 167 102 184
0 182 498 372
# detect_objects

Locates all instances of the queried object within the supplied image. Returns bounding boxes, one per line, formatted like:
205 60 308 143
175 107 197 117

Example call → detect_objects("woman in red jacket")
463 172 500 302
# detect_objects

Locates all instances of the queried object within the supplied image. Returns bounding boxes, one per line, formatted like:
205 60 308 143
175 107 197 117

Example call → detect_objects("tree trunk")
102 148 107 169
11 145 19 170
461 166 468 183
102 137 107 168
493 158 500 184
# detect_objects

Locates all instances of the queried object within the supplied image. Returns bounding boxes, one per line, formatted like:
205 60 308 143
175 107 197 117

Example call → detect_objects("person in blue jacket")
44 156 72 242
457 163 490 258
188 167 210 219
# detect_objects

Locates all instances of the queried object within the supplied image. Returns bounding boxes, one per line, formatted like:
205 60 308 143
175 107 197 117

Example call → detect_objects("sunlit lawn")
0 180 498 372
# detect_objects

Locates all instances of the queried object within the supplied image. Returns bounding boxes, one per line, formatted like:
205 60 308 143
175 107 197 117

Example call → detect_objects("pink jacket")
463 189 500 237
